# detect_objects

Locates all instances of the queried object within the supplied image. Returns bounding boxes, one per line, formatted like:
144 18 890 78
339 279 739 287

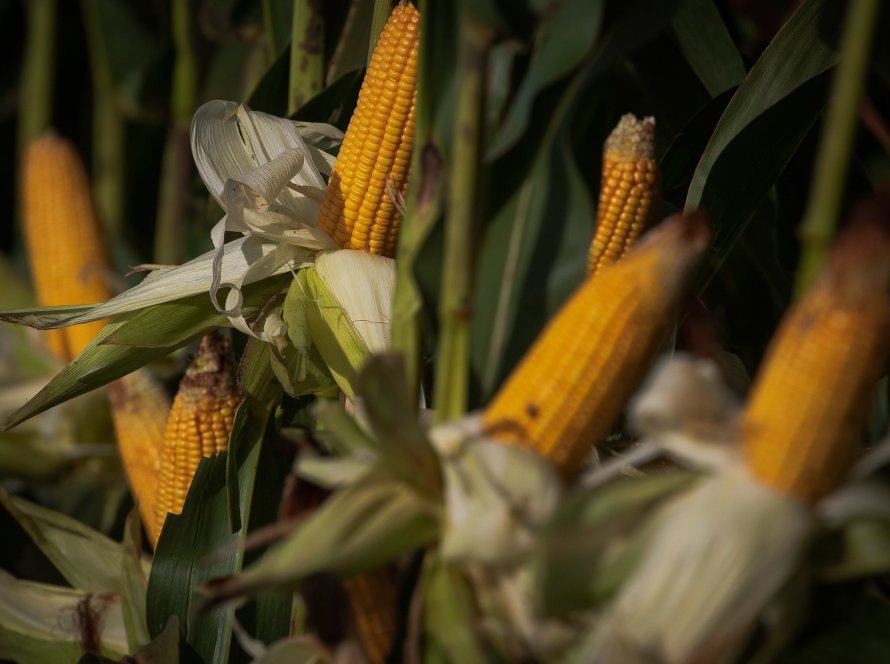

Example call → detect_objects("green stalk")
367 0 393 63
154 0 199 265
433 20 490 424
261 0 278 64
288 0 325 115
391 4 441 405
18 0 55 158
81 0 124 236
794 0 879 296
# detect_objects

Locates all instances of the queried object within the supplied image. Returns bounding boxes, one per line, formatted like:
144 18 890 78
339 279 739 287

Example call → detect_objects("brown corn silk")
587 114 661 276
153 333 241 545
317 1 419 257
483 212 710 477
20 133 114 360
742 207 890 504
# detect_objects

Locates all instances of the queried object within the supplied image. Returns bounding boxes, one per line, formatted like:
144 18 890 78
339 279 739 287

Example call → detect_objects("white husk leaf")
430 415 561 564
193 101 342 337
588 467 815 663
315 250 396 354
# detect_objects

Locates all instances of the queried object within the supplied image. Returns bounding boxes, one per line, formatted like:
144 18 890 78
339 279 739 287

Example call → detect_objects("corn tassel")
317 1 419 257
108 370 171 543
343 568 399 664
587 114 660 276
483 212 709 477
20 132 114 360
742 208 890 504
153 333 241 544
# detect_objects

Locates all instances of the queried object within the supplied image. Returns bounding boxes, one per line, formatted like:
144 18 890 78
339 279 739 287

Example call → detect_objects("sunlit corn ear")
107 370 171 542
318 2 420 257
587 114 660 276
742 207 890 505
20 132 115 361
343 568 399 664
584 466 815 664
296 250 396 398
483 212 710 478
154 332 241 547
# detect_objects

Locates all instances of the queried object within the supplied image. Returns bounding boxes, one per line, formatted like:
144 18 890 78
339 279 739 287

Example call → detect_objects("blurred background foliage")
1 0 890 660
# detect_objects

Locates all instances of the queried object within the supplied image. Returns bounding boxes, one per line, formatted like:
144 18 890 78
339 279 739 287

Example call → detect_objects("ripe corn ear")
483 212 710 477
317 2 419 257
154 333 241 544
20 132 114 360
108 370 171 543
587 114 660 276
343 568 398 664
742 209 890 504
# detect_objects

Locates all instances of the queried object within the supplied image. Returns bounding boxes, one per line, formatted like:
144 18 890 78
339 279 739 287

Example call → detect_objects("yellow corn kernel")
317 1 419 257
154 333 241 544
108 369 171 544
742 214 890 504
483 212 710 477
587 114 660 276
343 568 398 664
20 132 114 361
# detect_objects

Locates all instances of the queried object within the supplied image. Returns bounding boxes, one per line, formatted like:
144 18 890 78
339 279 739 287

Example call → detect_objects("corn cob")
741 210 890 505
343 568 398 664
108 370 171 543
20 132 113 360
483 212 709 477
587 114 660 276
317 1 419 257
153 333 241 544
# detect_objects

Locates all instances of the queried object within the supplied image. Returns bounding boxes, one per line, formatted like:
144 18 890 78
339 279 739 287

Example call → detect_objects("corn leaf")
422 558 487 664
488 0 605 158
0 485 151 595
685 0 843 271
670 0 745 97
147 436 288 662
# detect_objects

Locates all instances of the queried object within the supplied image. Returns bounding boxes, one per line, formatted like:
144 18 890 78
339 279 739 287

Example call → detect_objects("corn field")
2 0 890 662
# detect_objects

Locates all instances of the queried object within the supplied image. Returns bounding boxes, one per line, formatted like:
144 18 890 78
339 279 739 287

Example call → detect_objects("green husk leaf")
312 398 379 456
423 558 487 664
358 354 442 500
0 485 151 595
295 266 366 399
294 454 374 489
199 473 439 606
0 571 129 662
534 471 697 616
